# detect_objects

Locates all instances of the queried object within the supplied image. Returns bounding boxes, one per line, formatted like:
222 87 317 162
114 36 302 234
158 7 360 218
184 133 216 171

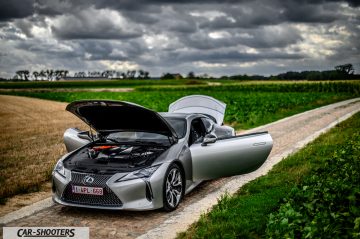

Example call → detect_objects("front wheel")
163 164 184 211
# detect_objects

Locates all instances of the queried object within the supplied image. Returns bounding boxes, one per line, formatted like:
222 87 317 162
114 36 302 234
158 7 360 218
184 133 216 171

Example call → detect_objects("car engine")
63 143 167 174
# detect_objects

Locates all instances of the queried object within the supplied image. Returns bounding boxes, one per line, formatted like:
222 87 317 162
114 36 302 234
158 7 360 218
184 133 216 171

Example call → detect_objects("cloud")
51 7 143 39
0 0 359 77
0 0 35 21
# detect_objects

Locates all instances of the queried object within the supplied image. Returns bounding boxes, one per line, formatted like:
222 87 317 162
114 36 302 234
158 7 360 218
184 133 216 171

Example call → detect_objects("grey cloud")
51 9 143 40
0 0 34 21
178 50 305 63
199 1 341 30
181 25 302 50
0 0 359 78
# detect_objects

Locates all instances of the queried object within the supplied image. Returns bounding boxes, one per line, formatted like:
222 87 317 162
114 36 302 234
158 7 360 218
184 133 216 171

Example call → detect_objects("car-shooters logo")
3 227 89 239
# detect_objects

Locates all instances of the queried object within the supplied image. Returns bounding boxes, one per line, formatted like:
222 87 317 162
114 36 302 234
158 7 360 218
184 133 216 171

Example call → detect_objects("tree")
335 64 354 75
74 72 86 77
187 71 195 79
125 70 136 79
15 70 24 80
33 71 39 80
144 71 150 79
120 72 126 79
39 70 46 80
46 69 54 81
15 70 30 80
138 69 145 79
161 73 175 79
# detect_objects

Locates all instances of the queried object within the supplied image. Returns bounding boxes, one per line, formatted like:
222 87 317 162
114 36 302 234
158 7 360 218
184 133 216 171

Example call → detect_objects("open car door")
190 132 273 181
169 95 226 125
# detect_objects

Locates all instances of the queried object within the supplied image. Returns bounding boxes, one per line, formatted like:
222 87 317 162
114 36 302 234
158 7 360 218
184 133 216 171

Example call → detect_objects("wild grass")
177 112 360 239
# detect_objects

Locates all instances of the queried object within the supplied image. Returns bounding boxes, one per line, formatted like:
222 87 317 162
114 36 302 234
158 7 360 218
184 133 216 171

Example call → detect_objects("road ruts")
1 98 359 239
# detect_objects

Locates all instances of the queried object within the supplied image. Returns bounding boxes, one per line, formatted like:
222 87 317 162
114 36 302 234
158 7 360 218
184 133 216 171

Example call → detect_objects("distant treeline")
221 70 359 81
161 63 358 81
219 64 358 81
1 63 358 82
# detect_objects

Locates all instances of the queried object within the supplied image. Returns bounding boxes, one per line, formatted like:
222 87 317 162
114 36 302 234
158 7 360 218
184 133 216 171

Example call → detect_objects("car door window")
201 118 215 133
188 118 206 146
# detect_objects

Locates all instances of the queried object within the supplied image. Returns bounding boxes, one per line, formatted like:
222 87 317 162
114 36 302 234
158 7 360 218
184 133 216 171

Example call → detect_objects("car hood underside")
66 100 177 138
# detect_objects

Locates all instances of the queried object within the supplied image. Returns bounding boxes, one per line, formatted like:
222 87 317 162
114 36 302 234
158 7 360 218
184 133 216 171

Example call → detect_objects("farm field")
0 95 86 212
178 112 360 239
0 79 359 90
0 79 224 89
3 91 354 130
2 80 359 130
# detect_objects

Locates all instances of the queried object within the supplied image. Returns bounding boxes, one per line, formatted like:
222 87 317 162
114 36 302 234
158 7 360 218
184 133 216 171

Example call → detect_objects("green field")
178 112 360 239
2 81 359 130
2 90 355 130
0 79 359 89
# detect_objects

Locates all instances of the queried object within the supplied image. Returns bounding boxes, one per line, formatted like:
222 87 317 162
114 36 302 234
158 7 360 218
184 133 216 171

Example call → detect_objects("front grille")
62 172 122 207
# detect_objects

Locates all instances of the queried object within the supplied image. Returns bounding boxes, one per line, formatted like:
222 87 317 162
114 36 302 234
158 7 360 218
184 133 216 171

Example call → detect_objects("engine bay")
64 143 168 174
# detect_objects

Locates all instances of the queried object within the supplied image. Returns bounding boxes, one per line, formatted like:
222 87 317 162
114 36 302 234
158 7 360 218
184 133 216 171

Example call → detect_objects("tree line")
15 70 69 81
6 63 358 81
12 69 150 81
74 70 150 79
161 64 358 81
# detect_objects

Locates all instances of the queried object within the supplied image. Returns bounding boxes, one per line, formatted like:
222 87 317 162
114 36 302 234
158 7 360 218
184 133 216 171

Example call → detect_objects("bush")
266 131 360 238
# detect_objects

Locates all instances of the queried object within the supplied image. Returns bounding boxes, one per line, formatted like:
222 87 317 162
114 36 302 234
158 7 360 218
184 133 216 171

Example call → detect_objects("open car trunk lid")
66 100 177 138
169 95 226 125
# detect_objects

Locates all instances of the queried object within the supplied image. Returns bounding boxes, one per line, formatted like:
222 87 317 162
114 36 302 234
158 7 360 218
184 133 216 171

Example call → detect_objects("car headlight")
55 161 66 178
116 165 161 182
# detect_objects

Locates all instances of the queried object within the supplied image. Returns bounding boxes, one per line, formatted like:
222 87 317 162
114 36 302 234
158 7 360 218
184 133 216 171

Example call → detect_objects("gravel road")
1 97 359 239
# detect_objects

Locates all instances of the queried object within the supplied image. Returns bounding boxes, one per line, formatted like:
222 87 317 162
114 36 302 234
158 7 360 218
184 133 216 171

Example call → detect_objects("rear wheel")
163 164 184 211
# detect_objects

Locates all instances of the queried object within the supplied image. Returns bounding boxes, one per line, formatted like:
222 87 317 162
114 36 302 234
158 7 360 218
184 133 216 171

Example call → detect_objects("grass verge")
178 112 360 239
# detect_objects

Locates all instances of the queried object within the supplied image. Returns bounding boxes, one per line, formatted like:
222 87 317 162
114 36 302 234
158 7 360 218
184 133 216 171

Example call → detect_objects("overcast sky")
0 0 359 78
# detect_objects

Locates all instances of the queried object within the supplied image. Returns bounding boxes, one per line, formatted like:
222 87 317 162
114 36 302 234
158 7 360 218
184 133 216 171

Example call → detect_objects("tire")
163 164 184 211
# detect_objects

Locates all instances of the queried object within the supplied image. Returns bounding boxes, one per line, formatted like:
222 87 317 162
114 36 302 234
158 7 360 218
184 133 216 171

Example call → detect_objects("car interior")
188 118 207 145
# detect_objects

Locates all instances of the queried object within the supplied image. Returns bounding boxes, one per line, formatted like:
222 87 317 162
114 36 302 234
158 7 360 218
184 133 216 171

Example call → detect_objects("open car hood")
66 100 177 138
169 95 226 125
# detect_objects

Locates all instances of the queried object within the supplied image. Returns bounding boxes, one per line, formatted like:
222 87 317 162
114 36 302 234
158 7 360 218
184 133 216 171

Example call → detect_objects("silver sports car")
52 95 273 211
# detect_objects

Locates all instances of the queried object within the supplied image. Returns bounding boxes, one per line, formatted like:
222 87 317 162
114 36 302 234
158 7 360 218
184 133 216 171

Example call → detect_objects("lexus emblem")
83 175 94 185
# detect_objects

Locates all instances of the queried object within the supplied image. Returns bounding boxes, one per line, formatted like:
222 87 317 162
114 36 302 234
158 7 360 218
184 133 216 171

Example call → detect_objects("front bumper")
52 165 167 211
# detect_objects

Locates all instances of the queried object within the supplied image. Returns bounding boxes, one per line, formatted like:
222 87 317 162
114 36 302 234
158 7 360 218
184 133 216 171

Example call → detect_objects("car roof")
159 112 191 118
159 112 212 121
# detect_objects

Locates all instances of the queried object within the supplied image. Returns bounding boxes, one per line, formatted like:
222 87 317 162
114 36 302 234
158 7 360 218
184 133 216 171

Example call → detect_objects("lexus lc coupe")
52 95 273 211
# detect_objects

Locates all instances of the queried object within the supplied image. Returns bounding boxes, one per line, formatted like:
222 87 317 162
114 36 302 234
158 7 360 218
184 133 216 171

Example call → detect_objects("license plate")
72 185 103 196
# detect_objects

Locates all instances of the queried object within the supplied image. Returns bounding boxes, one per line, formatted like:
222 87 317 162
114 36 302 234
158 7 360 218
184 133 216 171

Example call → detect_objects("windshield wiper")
134 140 165 146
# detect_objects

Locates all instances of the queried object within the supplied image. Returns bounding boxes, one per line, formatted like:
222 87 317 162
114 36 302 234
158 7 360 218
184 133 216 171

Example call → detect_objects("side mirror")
201 133 217 146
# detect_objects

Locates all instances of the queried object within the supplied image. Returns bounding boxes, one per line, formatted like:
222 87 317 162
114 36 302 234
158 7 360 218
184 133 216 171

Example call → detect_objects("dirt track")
0 95 86 215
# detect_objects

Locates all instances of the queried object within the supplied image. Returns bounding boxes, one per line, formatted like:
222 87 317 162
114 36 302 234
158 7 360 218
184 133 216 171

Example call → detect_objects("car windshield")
163 117 187 138
105 117 186 144
107 131 169 144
